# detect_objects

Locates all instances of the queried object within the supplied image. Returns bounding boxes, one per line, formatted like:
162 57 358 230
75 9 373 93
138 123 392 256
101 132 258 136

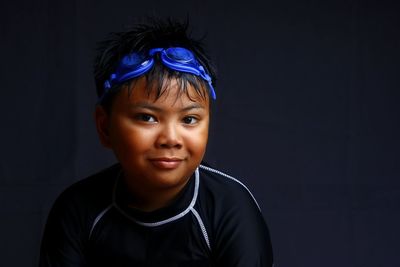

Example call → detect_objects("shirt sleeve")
212 185 274 267
39 188 88 267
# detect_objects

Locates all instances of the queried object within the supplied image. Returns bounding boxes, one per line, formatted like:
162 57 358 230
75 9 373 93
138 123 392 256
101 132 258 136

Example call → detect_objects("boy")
39 18 273 267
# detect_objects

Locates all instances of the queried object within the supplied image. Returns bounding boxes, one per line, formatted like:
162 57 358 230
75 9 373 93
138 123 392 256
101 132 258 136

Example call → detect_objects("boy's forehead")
123 77 210 106
138 78 208 102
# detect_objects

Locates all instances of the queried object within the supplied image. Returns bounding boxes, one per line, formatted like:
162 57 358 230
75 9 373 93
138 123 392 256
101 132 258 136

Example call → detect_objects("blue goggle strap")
101 48 216 102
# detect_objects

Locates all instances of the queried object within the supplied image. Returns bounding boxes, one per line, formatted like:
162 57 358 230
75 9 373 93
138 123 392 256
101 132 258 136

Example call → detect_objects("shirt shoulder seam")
199 164 261 211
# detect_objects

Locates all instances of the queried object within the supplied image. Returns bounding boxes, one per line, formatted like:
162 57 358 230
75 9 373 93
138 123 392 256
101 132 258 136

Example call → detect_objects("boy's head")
94 18 216 207
94 18 217 113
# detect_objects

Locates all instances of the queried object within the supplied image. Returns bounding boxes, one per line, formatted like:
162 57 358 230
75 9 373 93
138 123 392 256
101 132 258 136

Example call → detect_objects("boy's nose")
156 123 183 149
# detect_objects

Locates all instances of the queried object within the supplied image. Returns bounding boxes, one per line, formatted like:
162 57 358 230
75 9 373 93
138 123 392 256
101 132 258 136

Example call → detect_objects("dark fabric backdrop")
1 0 399 266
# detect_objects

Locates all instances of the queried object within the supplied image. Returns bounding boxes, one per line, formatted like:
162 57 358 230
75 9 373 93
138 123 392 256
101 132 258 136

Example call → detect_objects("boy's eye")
136 114 157 123
182 116 198 125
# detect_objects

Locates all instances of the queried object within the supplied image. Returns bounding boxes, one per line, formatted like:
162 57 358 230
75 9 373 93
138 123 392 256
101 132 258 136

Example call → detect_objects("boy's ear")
95 106 112 148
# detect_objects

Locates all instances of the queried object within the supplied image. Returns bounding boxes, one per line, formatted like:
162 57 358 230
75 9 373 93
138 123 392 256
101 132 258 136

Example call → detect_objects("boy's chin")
122 161 198 189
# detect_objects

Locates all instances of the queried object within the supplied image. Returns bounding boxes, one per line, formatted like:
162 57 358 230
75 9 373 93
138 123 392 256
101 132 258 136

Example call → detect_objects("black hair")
94 18 217 112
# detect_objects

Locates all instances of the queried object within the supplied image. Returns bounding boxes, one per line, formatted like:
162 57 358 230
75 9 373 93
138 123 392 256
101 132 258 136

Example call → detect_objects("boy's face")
96 77 210 194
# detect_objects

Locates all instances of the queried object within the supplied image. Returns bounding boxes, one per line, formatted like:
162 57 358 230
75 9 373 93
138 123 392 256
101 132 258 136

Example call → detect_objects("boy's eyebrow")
180 103 205 111
130 102 205 112
130 103 162 112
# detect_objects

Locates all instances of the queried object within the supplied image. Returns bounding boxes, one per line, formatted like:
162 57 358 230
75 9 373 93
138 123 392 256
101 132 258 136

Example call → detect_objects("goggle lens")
122 53 146 66
164 47 194 63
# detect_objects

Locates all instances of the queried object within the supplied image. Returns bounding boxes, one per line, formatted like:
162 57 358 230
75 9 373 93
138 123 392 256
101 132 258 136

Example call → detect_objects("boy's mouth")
148 157 184 169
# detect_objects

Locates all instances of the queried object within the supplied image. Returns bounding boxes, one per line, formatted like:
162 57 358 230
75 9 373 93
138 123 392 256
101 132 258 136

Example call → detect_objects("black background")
1 0 399 266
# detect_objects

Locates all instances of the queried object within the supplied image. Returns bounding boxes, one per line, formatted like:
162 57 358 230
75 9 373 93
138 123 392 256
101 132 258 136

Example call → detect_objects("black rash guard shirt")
39 163 273 267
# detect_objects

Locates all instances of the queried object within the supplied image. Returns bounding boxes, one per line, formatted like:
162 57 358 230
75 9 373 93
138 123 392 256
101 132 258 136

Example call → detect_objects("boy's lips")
148 157 184 169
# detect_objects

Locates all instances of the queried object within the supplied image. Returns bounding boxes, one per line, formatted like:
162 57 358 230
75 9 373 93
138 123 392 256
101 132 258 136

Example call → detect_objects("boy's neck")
122 175 191 212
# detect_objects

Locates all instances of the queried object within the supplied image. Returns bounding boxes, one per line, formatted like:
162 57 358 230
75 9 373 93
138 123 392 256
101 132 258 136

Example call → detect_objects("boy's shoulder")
65 163 119 194
198 163 261 211
52 163 120 212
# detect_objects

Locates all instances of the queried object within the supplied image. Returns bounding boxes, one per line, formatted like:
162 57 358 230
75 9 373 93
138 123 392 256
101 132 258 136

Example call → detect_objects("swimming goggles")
101 47 216 101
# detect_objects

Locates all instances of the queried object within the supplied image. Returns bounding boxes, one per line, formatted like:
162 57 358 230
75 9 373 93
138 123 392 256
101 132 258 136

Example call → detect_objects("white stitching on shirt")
89 204 112 239
113 168 200 227
190 207 211 250
199 164 261 211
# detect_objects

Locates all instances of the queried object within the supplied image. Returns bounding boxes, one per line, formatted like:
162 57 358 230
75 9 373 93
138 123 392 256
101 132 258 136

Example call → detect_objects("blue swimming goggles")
101 47 216 101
